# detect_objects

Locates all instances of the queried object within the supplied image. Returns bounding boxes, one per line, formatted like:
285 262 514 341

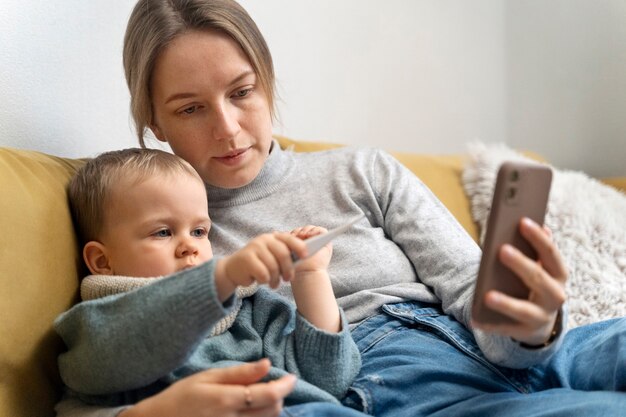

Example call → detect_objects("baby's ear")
83 241 113 275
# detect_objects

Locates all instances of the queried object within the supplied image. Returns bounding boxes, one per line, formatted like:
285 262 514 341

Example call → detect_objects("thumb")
200 359 272 385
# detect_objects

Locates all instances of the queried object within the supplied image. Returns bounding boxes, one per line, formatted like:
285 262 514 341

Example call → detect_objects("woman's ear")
149 123 167 143
83 241 114 275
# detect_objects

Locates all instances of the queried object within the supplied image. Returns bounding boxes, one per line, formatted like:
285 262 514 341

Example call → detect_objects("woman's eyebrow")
165 92 196 105
163 70 255 105
229 70 255 87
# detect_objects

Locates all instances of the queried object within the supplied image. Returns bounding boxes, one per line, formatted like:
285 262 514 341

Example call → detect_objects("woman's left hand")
473 217 568 346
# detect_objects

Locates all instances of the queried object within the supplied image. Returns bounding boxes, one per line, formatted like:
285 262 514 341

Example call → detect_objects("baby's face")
98 172 213 277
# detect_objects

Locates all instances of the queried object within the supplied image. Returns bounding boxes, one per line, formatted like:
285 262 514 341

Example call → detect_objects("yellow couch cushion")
602 177 626 193
0 148 84 417
275 136 480 241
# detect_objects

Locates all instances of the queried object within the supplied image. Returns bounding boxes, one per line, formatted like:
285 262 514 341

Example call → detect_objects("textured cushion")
0 148 84 417
462 142 626 328
275 136 480 241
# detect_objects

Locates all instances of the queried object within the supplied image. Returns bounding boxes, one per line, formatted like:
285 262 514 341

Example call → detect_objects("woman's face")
150 30 273 189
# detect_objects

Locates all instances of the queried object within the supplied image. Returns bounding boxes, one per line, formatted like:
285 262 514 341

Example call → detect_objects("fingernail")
501 244 514 258
522 217 535 228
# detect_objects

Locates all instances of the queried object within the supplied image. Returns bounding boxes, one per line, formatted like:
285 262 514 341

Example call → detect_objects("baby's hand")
218 232 307 290
290 225 332 274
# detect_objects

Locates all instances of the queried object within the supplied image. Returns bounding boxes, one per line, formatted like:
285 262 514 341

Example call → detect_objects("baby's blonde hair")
68 148 202 245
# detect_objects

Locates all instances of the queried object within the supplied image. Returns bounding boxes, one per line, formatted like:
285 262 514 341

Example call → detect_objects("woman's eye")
181 106 197 115
154 229 171 238
192 228 208 238
233 88 251 98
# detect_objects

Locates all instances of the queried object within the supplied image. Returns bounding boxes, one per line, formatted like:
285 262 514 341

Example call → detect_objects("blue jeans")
283 301 626 416
340 301 626 417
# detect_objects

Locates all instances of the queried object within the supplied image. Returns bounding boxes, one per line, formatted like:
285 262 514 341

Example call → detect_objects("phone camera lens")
505 187 517 202
510 170 519 182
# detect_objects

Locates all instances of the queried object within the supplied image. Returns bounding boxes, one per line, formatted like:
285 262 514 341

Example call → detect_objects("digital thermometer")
291 214 365 265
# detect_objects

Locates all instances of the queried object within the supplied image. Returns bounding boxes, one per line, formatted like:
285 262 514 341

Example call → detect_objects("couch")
1 137 624 417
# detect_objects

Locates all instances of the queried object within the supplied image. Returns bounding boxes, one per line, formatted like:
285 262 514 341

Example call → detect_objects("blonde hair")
123 0 275 147
68 148 201 245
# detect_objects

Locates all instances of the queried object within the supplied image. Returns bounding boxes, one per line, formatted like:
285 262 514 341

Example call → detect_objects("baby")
55 148 360 407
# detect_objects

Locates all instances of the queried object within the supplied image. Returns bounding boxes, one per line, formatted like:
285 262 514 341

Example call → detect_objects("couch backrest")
0 148 85 417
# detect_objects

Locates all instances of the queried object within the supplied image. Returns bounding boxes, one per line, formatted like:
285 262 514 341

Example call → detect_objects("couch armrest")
0 147 84 417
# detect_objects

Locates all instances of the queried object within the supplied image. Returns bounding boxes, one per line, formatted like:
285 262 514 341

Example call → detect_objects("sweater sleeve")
251 289 360 399
370 150 566 367
289 310 360 399
54 260 234 395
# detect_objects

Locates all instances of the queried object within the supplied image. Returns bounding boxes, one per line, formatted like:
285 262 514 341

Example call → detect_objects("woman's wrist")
516 309 562 349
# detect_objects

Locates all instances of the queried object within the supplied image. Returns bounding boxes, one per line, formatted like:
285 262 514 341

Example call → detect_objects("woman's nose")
211 103 241 141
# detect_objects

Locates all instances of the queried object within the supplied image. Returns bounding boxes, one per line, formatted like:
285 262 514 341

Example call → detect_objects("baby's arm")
213 232 307 300
289 226 341 333
55 261 232 395
214 227 339 332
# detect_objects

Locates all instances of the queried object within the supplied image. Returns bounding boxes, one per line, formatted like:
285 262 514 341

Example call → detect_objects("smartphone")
471 161 552 325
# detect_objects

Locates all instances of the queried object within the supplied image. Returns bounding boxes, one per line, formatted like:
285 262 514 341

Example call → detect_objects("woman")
57 0 626 416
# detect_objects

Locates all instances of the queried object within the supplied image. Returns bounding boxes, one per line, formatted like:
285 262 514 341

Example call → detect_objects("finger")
255 244 282 287
483 290 550 329
543 225 553 239
301 225 326 238
274 232 307 263
200 359 272 385
499 244 566 310
267 239 294 286
245 374 297 409
519 218 567 283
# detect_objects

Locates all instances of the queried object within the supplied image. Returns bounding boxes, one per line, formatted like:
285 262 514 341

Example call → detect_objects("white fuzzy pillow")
462 142 626 328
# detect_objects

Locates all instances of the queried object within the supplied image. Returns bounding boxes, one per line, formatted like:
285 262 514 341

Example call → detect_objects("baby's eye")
154 229 171 238
191 228 208 238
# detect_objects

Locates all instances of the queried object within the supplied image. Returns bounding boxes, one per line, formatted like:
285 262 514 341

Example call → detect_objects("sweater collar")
205 140 294 207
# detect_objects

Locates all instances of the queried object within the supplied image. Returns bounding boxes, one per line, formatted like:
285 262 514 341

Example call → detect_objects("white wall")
506 0 626 177
243 0 506 156
0 1 624 176
0 1 137 158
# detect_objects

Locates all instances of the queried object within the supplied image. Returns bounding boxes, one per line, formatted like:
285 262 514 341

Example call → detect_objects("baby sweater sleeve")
54 260 233 395
251 289 360 400
290 310 361 399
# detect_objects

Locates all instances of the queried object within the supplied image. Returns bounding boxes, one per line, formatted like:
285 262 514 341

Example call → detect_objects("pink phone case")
471 161 552 325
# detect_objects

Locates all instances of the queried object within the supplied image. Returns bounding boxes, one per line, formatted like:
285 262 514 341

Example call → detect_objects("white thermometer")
291 214 365 265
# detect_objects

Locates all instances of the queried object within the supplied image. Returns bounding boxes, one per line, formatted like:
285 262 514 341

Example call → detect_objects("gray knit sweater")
55 263 360 406
203 142 565 367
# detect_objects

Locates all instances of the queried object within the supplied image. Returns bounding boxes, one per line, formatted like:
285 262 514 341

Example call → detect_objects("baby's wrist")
293 269 329 282
214 258 237 301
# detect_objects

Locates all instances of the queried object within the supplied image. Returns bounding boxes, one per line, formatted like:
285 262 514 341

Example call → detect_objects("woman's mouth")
214 147 249 166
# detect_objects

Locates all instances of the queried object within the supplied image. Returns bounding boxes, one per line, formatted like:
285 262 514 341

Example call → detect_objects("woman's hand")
473 217 568 346
120 359 296 417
